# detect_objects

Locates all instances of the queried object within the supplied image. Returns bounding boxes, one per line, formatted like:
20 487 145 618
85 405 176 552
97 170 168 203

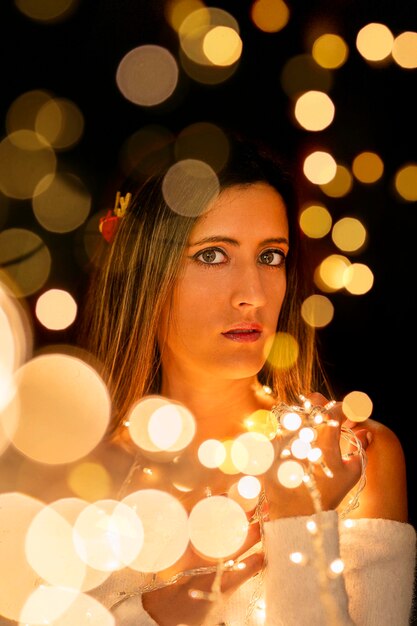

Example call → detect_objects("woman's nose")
230 265 267 309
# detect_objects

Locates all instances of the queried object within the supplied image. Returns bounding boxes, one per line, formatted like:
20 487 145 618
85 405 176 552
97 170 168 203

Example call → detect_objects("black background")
2 0 417 528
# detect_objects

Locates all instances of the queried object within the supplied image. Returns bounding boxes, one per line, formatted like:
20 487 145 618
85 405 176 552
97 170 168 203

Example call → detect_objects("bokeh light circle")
188 495 248 559
342 390 373 422
0 228 51 297
0 131 56 199
122 489 189 572
1 354 110 464
73 499 144 571
33 172 91 233
116 45 179 106
162 159 219 216
35 288 78 330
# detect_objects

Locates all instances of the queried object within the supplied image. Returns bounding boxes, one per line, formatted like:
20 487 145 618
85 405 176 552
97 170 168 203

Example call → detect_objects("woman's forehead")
189 182 289 241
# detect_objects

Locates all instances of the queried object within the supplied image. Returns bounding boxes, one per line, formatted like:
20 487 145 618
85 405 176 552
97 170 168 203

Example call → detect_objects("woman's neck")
160 368 274 442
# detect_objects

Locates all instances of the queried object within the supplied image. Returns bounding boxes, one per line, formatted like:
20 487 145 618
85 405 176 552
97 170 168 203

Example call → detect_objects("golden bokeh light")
33 172 91 233
116 45 179 106
38 497 111 592
188 495 248 560
352 151 384 183
162 159 219 216
26 503 87 589
198 438 227 468
356 23 394 62
317 254 351 291
127 396 195 458
0 228 51 297
203 26 242 66
219 439 241 475
122 489 189 572
15 0 79 23
148 403 196 451
67 462 112 502
231 432 275 475
281 54 333 98
178 8 241 84
175 122 230 173
312 34 349 69
294 90 335 131
119 125 175 179
301 294 334 328
227 480 259 512
1 354 110 464
237 475 262 499
277 459 305 488
178 7 239 66
0 284 31 415
319 164 353 197
342 390 373 422
128 396 171 456
165 0 206 32
394 163 417 201
250 0 290 33
20 586 115 625
0 130 56 199
35 97 85 150
303 150 337 185
73 499 144 571
35 288 78 331
343 263 374 295
332 217 367 252
299 203 332 238
0 492 45 622
244 408 278 440
392 31 417 69
6 89 52 135
264 332 299 370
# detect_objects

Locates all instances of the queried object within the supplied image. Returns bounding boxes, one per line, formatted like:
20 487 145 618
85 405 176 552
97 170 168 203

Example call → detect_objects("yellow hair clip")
99 191 132 242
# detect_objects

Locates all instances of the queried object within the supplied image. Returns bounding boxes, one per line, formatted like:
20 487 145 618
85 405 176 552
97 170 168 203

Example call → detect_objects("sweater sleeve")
263 512 416 626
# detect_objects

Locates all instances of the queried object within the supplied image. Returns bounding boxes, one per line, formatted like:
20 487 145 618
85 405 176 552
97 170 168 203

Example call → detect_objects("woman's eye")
196 248 227 264
258 249 286 266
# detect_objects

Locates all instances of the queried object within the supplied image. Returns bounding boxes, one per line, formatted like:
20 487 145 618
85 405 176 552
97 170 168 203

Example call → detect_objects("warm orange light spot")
35 288 77 330
2 354 110 464
301 294 334 328
395 163 417 201
312 34 348 69
392 31 417 69
294 91 335 131
303 151 337 185
299 203 332 238
320 164 353 197
356 23 393 62
342 390 373 422
352 151 384 183
251 0 290 33
332 217 367 252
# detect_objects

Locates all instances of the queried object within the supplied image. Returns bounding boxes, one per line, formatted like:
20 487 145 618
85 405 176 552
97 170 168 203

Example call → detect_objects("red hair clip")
99 191 132 243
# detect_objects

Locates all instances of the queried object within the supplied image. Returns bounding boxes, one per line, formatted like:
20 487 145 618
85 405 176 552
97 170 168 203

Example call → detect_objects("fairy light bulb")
281 411 302 431
291 438 311 459
307 447 322 462
277 460 304 488
329 558 345 575
289 551 305 564
299 427 315 443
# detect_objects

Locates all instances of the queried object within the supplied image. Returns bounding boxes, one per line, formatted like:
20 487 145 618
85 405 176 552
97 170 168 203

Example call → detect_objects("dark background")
2 0 416 529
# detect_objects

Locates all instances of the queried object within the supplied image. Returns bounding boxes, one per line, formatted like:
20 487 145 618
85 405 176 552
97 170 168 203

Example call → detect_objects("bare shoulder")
346 418 409 522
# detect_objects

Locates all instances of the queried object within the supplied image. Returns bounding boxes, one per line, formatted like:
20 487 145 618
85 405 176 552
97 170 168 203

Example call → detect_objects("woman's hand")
141 512 263 626
265 392 371 520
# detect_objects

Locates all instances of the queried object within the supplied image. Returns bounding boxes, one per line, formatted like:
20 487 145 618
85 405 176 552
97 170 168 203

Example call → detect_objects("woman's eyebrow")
189 235 289 247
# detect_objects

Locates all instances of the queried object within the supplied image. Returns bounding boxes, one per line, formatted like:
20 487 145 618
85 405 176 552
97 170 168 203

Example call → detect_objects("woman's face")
159 182 289 383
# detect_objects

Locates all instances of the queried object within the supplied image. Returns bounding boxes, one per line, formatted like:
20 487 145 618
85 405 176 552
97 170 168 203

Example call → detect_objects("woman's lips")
221 329 262 343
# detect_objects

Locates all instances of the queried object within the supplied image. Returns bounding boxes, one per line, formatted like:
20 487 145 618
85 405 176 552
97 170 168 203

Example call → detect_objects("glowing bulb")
289 551 304 564
281 411 302 431
307 448 322 462
329 558 345 575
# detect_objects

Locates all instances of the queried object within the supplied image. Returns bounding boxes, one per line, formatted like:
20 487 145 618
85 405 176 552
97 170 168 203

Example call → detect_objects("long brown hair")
80 132 324 434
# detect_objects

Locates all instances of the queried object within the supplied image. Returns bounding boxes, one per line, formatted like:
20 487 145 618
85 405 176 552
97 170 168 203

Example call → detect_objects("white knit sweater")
91 512 416 626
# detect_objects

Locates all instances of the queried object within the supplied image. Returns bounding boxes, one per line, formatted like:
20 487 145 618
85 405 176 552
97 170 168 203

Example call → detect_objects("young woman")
81 133 416 625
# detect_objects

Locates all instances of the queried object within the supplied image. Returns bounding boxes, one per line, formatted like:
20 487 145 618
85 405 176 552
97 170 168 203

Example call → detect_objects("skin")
140 182 408 625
